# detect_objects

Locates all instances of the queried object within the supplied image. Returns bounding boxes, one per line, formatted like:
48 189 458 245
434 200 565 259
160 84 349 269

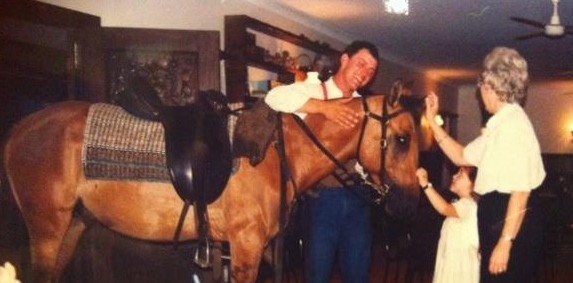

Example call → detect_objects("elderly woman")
423 47 546 283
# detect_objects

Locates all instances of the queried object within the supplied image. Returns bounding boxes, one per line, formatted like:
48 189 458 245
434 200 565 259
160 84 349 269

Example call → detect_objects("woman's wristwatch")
421 182 433 191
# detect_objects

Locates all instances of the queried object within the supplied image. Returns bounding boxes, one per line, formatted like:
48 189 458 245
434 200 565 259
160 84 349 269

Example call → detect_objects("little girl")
416 167 480 283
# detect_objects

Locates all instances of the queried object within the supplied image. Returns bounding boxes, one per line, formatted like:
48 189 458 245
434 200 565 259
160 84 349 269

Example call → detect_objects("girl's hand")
416 168 429 187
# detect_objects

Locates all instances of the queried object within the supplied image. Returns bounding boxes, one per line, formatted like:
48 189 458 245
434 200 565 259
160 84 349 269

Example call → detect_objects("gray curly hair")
479 47 529 103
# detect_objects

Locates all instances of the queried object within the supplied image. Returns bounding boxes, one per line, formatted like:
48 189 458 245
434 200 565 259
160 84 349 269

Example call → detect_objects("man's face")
339 49 378 91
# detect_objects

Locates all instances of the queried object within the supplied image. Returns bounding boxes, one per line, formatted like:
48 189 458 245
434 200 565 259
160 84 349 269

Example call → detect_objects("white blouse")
463 103 545 195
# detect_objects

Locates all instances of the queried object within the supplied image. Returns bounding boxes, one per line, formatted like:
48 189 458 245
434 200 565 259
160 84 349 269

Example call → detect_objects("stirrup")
194 240 211 268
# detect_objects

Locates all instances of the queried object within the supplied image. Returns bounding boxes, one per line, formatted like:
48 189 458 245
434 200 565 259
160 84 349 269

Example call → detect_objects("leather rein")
358 96 410 203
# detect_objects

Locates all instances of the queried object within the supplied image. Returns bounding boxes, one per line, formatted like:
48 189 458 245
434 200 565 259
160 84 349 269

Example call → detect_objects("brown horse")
3 93 421 283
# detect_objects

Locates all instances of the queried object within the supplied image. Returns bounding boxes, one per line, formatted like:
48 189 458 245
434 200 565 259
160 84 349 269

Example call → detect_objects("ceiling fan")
511 0 573 40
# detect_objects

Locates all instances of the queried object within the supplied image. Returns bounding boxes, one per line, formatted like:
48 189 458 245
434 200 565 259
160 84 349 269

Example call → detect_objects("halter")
291 95 411 204
355 96 410 202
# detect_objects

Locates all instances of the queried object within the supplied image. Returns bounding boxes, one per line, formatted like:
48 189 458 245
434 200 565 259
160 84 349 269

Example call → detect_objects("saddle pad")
82 103 171 182
232 100 278 166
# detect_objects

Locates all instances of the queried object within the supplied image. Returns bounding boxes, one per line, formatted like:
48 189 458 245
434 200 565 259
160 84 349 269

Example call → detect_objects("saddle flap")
162 98 232 204
233 100 278 166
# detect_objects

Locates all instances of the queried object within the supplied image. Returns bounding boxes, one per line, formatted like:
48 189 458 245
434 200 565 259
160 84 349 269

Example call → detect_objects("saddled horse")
3 84 422 282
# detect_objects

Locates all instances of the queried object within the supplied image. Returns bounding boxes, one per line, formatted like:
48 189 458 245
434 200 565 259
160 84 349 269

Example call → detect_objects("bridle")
355 95 411 203
291 95 412 204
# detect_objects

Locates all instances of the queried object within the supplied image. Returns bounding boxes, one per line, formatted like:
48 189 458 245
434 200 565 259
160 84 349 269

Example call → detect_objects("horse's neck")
283 113 361 191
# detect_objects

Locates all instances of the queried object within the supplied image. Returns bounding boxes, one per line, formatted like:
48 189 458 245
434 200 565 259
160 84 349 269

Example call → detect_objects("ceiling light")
384 0 409 15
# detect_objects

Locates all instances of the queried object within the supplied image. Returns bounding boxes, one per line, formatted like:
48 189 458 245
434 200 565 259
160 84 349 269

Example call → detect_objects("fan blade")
515 32 545 40
510 17 545 29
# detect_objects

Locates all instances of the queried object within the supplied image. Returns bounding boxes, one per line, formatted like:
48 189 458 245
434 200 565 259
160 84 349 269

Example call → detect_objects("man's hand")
302 98 362 129
323 98 362 128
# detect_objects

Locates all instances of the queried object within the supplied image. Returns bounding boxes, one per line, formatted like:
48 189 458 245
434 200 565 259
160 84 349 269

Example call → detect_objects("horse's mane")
231 91 423 172
286 93 423 189
281 96 373 189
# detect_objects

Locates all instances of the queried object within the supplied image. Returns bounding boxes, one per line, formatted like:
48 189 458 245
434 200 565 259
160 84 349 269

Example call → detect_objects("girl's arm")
423 184 458 218
416 168 458 218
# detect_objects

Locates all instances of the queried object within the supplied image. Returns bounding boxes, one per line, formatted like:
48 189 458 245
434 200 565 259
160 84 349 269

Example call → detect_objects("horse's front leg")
228 225 267 283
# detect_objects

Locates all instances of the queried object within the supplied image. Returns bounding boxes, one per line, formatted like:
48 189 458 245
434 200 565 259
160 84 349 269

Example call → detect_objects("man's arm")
265 83 312 113
301 99 361 128
265 84 361 128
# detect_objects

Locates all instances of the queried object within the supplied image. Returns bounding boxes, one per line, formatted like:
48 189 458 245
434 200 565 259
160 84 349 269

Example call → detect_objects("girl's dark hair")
462 166 477 183
461 166 480 202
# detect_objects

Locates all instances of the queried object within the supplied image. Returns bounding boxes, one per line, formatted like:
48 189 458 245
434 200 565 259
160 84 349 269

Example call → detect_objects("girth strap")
273 112 289 283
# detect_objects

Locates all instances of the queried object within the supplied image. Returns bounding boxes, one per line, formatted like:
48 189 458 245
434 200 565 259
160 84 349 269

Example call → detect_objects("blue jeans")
305 186 372 283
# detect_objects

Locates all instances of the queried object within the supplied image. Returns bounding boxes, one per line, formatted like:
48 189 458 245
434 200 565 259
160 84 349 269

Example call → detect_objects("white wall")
456 85 482 145
456 80 573 154
527 81 573 153
38 0 432 95
58 0 573 152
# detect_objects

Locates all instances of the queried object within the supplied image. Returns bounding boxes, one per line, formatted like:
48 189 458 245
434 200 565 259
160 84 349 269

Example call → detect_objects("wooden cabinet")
1 0 105 102
0 0 104 138
224 15 340 102
102 28 220 106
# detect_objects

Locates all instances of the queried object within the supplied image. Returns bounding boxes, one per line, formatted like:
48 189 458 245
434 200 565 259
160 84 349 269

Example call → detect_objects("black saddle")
117 75 232 204
117 75 232 272
162 101 232 204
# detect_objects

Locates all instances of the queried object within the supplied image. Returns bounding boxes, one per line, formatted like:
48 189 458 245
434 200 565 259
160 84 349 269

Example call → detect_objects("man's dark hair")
343 40 379 62
321 40 380 81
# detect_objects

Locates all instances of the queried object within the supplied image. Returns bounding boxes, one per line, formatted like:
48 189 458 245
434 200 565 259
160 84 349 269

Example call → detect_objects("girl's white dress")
433 197 480 283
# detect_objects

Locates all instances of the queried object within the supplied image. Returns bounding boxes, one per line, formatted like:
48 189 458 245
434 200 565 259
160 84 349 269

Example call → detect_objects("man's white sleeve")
264 83 312 113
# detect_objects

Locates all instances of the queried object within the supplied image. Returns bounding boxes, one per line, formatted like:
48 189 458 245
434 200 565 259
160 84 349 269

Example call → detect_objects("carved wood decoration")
107 49 199 106
103 27 221 103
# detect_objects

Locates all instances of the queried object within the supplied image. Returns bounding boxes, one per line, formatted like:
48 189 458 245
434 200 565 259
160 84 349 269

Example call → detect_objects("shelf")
224 14 339 102
245 56 293 76
239 16 339 56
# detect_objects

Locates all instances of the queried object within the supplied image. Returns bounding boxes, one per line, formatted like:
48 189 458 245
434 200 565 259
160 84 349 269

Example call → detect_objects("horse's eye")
395 135 409 145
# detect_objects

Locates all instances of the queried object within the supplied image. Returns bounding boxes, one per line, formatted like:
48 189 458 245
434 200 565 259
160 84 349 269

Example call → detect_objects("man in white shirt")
265 41 379 283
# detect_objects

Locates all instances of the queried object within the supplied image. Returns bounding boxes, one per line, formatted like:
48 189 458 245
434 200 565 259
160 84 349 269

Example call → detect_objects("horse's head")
358 80 424 218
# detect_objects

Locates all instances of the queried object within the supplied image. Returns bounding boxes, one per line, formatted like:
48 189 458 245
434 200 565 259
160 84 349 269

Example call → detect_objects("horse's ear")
387 79 405 107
